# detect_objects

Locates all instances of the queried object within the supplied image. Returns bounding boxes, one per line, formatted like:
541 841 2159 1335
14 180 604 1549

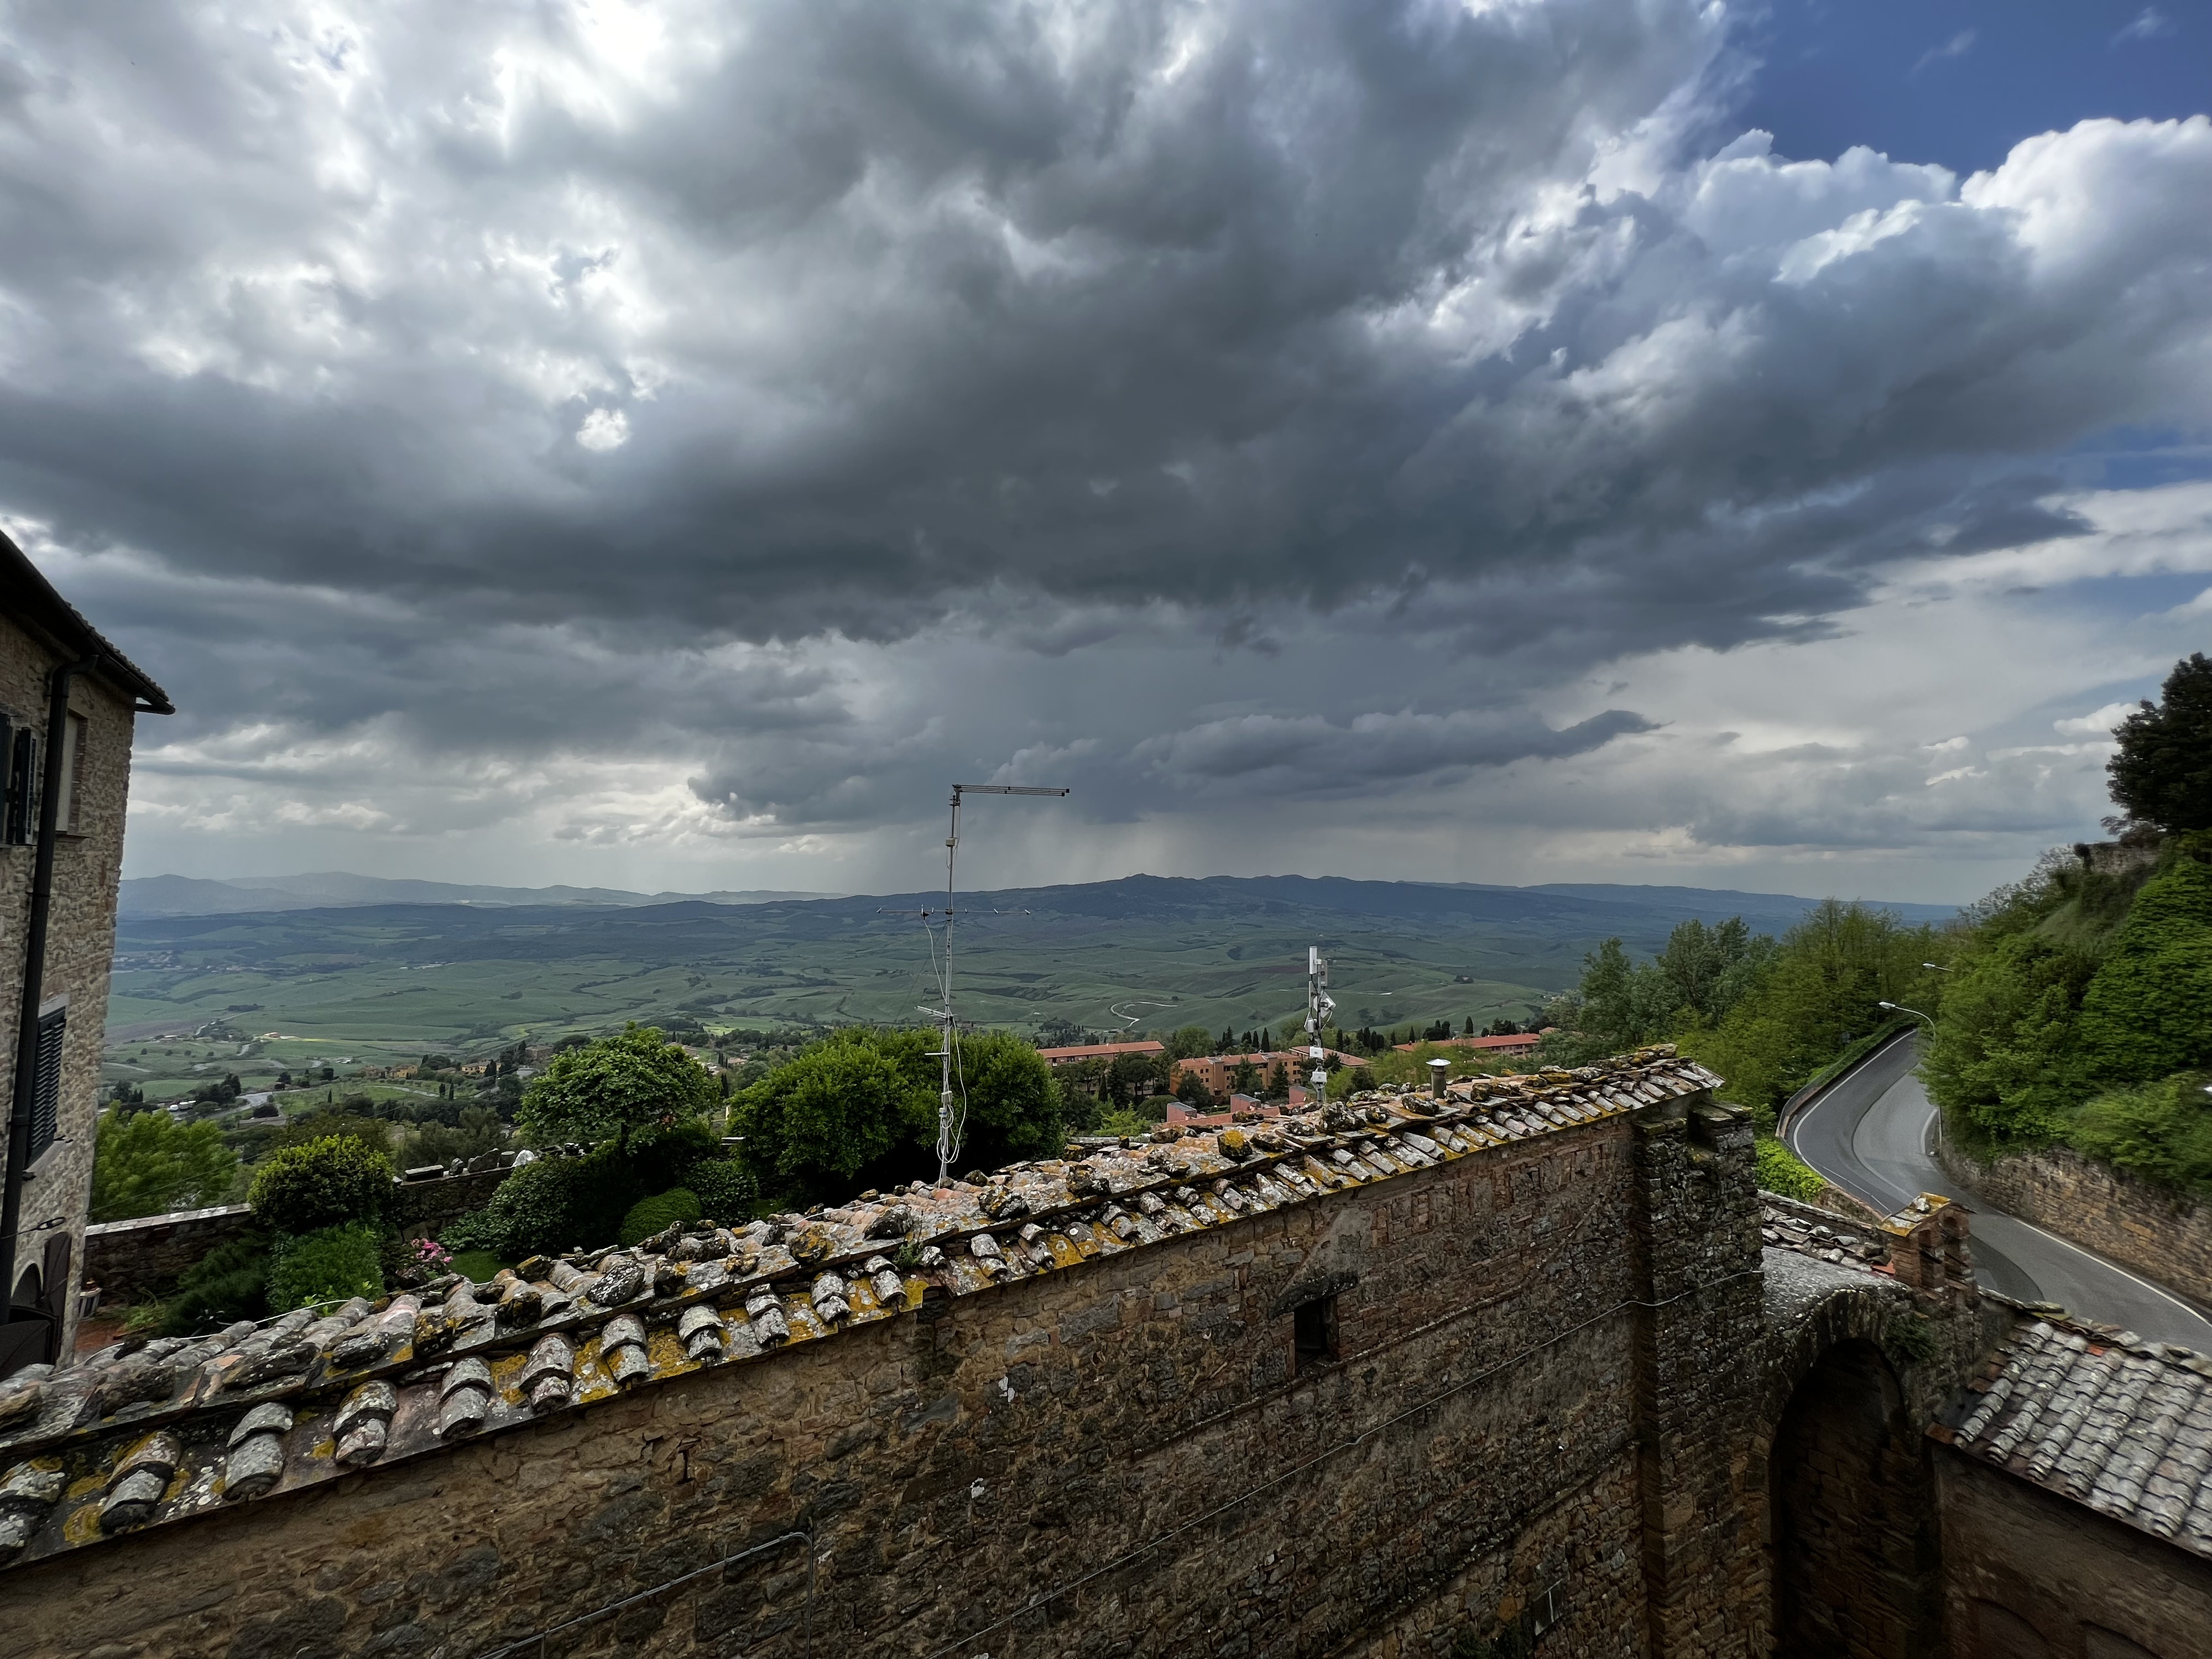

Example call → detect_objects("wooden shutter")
28 1007 64 1165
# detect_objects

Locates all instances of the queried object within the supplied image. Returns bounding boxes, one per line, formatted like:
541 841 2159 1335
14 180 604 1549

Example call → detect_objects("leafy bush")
2065 1074 2212 1196
248 1136 395 1233
1754 1136 1826 1202
733 1026 1066 1203
686 1158 758 1224
2073 838 2212 1087
267 1223 385 1312
519 1024 717 1155
619 1187 702 1246
158 1235 270 1335
90 1108 238 1223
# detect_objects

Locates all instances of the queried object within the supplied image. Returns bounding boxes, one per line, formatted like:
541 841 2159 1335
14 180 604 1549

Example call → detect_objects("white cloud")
2052 702 2138 737
2114 9 2175 46
1913 30 1976 75
576 408 630 451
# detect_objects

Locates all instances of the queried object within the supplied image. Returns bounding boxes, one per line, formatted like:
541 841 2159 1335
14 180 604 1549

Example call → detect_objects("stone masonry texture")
1 1058 1752 1659
0 606 140 1358
1938 1140 2212 1311
8 1045 2212 1658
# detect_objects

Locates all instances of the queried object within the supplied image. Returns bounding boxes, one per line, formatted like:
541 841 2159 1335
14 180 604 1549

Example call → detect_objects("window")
1531 1580 1564 1637
28 1006 64 1165
2 718 35 846
1293 1295 1338 1373
54 711 85 833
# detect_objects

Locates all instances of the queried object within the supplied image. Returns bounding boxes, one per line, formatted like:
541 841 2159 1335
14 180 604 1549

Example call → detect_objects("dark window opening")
1293 1295 1337 1372
1531 1579 1564 1637
29 1008 64 1165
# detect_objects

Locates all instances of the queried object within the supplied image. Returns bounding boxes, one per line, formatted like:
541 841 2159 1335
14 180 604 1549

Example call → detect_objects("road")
1786 1032 2212 1350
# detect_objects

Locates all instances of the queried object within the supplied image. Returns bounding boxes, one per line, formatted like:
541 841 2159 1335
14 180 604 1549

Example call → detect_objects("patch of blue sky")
2059 427 2212 493
2001 569 2211 620
1734 0 2209 175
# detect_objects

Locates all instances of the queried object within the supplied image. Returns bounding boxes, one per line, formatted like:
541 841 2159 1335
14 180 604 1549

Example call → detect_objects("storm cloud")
3 1 2208 898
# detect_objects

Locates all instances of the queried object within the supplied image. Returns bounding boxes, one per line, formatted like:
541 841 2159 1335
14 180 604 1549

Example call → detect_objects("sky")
2 0 2208 906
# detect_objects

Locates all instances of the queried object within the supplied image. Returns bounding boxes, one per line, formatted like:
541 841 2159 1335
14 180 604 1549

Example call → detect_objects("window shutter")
29 1008 64 1165
4 725 38 846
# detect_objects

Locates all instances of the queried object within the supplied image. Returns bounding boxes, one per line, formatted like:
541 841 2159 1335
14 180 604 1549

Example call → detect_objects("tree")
518 1024 716 1154
1164 1025 1214 1061
733 1026 1062 1202
732 1029 930 1200
1173 1071 1217 1110
89 1109 238 1223
1105 1050 1167 1107
2109 654 2212 833
1228 1058 1262 1095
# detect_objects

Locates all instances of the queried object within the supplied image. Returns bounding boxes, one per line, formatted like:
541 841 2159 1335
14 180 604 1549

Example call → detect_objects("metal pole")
932 783 1068 1185
938 787 961 1186
1305 947 1334 1112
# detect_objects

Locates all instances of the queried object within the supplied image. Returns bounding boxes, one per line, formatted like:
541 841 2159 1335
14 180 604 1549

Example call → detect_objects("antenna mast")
1305 946 1336 1112
935 782 1070 1185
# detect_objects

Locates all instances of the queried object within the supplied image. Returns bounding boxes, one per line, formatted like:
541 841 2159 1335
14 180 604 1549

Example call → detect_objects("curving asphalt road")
1785 1032 2212 1350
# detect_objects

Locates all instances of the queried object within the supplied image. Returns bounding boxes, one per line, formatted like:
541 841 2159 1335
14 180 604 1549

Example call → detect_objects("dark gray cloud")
0 2 2205 895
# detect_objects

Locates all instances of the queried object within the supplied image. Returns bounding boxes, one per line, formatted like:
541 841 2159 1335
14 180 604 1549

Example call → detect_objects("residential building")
1392 1031 1546 1058
0 534 170 1376
1172 1048 1369 1099
1035 1040 1165 1067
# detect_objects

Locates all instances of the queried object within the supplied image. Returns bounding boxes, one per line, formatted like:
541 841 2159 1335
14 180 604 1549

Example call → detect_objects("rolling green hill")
103 875 1955 1095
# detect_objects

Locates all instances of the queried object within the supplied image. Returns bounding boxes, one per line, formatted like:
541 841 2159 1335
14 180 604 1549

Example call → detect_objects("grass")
448 1249 508 1282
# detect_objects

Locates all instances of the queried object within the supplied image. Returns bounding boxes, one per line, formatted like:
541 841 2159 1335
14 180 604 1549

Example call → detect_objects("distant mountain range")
118 872 843 917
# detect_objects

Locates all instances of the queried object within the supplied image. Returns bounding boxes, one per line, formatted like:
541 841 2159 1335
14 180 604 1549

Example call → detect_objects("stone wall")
1937 1448 2212 1658
84 1164 524 1307
0 613 140 1360
1938 1141 2212 1310
82 1204 252 1307
2 1100 1771 1659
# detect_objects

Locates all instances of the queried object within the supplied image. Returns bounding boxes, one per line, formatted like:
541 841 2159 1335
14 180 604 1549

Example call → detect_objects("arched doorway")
1770 1338 1940 1657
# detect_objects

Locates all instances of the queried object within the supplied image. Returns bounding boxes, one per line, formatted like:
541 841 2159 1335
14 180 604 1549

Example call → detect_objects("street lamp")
1921 962 1952 973
1879 1000 1936 1027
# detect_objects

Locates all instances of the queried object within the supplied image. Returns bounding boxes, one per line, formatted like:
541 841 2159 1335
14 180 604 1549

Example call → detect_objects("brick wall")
1937 1448 2212 1658
1938 1141 2212 1309
3 1103 1760 1659
0 615 139 1359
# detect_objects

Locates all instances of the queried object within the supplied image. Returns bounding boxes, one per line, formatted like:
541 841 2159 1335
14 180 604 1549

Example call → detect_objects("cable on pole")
1305 945 1336 1113
935 783 1069 1185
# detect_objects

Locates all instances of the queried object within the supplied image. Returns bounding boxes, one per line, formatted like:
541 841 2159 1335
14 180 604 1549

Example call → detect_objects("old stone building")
0 1049 2206 1656
0 533 171 1376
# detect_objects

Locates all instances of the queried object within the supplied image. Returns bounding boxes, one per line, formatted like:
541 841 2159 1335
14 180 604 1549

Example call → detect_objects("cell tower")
1305 946 1336 1110
927 782 1069 1186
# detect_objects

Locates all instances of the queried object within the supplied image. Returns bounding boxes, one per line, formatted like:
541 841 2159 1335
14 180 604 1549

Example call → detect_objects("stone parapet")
0 1050 1733 1658
1938 1139 2212 1310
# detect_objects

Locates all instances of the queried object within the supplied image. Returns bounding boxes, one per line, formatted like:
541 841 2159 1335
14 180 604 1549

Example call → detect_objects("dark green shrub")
686 1159 758 1224
1754 1136 1825 1202
619 1187 702 1247
267 1223 385 1312
158 1234 270 1335
2066 1073 2212 1196
248 1136 395 1234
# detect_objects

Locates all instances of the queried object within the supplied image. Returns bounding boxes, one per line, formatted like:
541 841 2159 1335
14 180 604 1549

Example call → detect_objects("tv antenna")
1305 946 1336 1110
909 782 1070 1185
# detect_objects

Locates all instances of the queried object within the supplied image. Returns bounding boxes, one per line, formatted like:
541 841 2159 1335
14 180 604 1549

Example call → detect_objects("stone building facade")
0 1049 2206 1655
0 534 170 1374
